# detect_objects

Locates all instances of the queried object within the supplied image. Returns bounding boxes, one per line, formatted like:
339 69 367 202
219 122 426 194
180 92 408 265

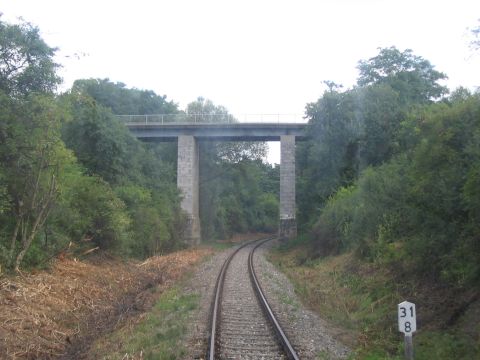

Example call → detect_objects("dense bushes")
0 92 79 270
299 47 480 286
0 87 186 269
59 85 185 259
310 94 480 285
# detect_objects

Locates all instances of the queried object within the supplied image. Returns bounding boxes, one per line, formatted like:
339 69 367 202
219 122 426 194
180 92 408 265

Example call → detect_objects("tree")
357 84 406 165
61 88 184 255
62 93 135 184
357 47 448 104
297 88 360 224
187 97 267 162
0 17 60 97
309 92 480 285
0 19 187 269
186 97 231 121
0 93 74 271
297 48 450 225
0 17 71 270
71 78 179 114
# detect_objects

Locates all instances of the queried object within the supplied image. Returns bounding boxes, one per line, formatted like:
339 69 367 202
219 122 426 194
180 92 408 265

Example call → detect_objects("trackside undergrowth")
268 241 479 359
90 285 199 359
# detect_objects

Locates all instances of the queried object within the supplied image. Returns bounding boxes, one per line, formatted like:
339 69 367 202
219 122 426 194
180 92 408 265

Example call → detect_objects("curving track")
207 238 299 359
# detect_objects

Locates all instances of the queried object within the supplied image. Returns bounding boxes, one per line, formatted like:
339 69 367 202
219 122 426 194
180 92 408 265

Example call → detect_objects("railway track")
207 237 299 359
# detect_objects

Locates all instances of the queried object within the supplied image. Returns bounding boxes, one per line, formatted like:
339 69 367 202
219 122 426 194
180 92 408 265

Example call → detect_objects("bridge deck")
125 122 307 141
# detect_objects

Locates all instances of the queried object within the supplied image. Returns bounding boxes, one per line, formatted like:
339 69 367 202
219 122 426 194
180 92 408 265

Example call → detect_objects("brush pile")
0 249 212 359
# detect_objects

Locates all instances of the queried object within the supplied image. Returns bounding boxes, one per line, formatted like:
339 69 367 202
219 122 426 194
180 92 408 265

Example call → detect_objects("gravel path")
183 241 350 359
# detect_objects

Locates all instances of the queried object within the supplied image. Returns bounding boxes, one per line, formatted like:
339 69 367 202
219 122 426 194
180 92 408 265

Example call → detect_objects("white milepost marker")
398 301 416 359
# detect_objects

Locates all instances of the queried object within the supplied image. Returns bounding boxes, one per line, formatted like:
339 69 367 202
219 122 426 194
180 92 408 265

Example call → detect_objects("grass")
202 232 275 251
92 286 198 359
268 242 479 359
201 240 236 251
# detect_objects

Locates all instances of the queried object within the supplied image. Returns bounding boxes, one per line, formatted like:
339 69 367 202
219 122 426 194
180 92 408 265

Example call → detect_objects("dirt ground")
0 248 214 359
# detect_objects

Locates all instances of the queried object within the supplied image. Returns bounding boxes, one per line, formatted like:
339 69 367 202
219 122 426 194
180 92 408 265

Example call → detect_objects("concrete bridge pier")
279 135 297 241
177 135 201 245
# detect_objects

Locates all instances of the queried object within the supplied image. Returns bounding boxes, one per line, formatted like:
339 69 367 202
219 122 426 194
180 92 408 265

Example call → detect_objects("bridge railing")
117 113 307 125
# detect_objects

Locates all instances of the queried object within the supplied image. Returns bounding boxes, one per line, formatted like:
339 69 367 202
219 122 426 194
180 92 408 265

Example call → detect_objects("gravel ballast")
183 240 351 359
254 240 351 359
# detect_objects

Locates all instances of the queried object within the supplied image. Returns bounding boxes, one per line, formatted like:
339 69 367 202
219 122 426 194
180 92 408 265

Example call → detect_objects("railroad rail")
207 237 300 359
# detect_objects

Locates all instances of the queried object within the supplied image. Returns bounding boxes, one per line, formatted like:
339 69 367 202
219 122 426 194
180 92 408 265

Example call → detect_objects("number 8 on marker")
398 301 416 335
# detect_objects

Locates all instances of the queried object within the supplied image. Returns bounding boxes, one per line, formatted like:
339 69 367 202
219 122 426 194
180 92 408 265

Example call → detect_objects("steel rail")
249 238 300 360
206 236 299 359
206 238 266 360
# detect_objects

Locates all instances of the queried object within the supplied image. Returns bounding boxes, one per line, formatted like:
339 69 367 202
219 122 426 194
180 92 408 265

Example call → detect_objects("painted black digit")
400 307 406 317
409 306 414 317
404 321 411 332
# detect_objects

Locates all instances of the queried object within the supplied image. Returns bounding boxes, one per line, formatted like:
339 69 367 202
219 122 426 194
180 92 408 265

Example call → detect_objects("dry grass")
269 245 480 359
0 248 213 359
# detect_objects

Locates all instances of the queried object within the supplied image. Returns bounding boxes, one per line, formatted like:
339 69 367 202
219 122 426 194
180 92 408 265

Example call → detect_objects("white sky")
2 0 480 163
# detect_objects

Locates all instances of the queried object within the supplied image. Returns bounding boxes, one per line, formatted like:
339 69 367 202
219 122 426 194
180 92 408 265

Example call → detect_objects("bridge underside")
127 123 304 244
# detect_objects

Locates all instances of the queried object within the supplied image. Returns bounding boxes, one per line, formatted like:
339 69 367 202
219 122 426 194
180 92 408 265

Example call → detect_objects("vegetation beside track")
0 248 213 358
269 238 479 359
90 285 199 359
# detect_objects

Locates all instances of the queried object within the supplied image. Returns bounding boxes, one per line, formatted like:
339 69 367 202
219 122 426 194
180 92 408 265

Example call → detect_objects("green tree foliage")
356 84 406 165
310 92 480 285
297 88 360 224
0 16 280 271
299 47 480 286
0 18 71 269
312 157 412 257
53 168 131 251
71 78 179 114
298 47 448 226
61 84 184 258
357 46 448 104
71 79 179 180
62 92 144 184
0 92 75 270
0 17 60 97
188 97 267 162
0 18 186 270
115 184 185 257
200 159 279 239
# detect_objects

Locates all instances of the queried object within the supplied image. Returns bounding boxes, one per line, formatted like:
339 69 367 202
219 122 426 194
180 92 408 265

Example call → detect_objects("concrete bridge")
121 114 307 244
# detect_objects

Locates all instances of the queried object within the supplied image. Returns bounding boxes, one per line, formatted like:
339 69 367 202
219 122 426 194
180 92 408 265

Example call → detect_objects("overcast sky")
2 0 479 162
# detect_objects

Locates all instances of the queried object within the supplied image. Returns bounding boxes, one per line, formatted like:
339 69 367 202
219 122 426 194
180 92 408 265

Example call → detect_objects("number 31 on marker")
398 301 416 335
